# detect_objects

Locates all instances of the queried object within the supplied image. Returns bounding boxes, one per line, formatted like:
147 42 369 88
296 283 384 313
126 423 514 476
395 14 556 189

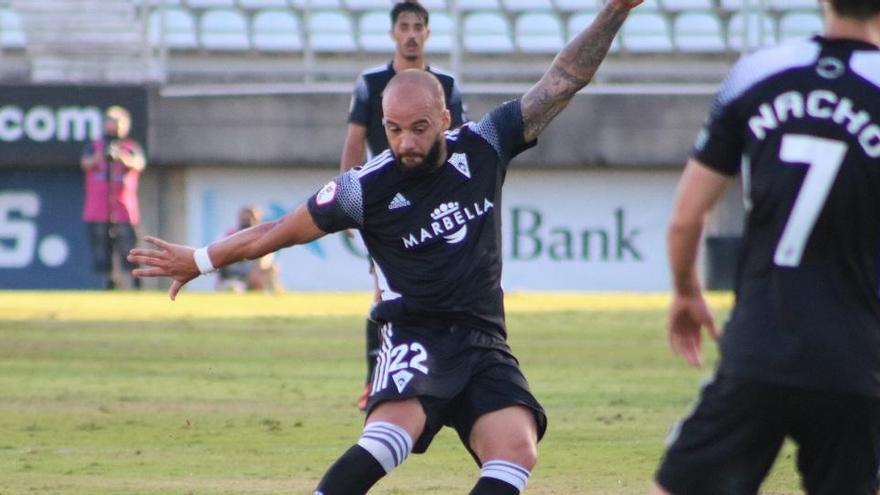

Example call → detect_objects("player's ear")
441 108 451 131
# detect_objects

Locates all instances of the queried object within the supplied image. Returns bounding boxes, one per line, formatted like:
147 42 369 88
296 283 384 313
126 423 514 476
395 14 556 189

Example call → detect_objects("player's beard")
396 136 445 178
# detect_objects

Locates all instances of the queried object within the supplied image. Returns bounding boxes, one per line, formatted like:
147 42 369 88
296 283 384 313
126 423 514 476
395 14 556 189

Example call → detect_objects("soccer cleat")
357 383 371 411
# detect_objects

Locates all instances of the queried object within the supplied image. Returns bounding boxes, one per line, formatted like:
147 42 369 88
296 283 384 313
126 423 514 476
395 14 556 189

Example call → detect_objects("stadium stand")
673 11 725 53
0 0 823 84
252 9 302 52
200 9 250 51
515 12 564 53
779 11 823 41
0 7 25 50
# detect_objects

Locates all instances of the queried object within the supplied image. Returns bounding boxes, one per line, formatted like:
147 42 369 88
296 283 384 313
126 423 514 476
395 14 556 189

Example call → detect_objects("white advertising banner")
185 168 680 291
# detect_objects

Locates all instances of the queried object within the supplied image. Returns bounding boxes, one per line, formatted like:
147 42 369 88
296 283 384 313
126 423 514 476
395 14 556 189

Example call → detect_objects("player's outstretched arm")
666 159 731 367
520 0 641 143
128 204 326 300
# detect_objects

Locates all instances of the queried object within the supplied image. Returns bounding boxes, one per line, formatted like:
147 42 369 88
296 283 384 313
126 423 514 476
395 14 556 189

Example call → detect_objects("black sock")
315 444 386 495
469 477 520 495
365 318 381 383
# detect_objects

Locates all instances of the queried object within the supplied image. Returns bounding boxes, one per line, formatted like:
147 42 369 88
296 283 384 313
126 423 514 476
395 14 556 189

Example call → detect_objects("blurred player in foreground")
129 0 642 493
653 1 880 493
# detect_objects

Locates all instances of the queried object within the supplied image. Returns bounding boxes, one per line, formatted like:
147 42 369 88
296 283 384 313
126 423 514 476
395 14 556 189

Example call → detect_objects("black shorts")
656 373 880 495
86 222 139 273
366 322 547 462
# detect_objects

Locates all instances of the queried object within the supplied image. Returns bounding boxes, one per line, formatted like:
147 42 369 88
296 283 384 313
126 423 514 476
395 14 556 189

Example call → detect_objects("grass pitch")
0 292 802 494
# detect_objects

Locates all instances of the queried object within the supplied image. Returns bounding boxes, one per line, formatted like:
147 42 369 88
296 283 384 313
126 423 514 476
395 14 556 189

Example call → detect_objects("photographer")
81 106 146 290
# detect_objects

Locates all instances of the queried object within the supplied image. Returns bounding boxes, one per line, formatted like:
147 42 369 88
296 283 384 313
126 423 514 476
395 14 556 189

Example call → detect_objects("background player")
341 0 465 410
653 1 880 493
128 0 642 493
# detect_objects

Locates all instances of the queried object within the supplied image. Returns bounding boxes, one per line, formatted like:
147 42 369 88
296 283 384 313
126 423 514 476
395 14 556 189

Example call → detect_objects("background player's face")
383 86 450 170
391 12 429 61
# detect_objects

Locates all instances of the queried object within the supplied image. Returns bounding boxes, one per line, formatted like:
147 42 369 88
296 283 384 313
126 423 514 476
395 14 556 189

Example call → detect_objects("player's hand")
667 292 719 368
128 236 200 301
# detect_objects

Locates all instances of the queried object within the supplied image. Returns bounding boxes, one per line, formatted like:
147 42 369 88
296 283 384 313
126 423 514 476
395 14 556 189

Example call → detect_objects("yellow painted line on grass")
0 291 733 321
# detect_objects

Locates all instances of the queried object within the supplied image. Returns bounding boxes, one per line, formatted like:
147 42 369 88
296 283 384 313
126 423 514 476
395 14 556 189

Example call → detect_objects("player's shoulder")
351 149 396 182
357 63 394 84
718 38 821 106
851 50 880 90
427 65 458 83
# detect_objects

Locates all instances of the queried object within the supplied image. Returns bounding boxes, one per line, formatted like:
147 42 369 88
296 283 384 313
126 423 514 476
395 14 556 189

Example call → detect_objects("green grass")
0 292 801 494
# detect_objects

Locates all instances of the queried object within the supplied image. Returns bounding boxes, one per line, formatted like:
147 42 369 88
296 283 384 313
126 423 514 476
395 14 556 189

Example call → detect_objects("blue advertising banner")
0 85 147 167
0 169 102 289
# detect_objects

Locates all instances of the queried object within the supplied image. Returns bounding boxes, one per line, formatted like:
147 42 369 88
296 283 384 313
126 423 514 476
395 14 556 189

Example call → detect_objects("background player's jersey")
348 63 465 157
695 36 880 396
310 100 533 336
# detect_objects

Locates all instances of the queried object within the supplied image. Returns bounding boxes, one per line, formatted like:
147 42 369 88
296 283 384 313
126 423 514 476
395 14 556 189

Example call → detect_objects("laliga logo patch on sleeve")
316 180 337 206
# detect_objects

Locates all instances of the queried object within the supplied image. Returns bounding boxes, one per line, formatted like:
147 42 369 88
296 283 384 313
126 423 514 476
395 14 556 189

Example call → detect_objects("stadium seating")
502 0 554 12
424 11 453 53
308 10 357 52
459 0 502 11
0 8 25 49
673 11 725 52
200 9 250 51
346 0 393 11
187 0 236 8
239 0 289 9
515 12 563 53
150 8 199 50
727 11 777 50
767 0 818 9
660 0 714 11
779 11 823 41
290 0 343 8
463 12 513 53
252 9 302 52
0 0 826 84
621 12 673 52
552 0 602 11
359 10 394 52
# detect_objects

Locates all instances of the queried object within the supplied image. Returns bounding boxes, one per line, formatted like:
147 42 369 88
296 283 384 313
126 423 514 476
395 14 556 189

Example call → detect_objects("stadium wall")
1 86 742 290
149 88 715 168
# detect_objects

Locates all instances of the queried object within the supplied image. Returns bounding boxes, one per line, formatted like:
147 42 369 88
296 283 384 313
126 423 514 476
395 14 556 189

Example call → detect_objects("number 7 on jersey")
774 134 848 268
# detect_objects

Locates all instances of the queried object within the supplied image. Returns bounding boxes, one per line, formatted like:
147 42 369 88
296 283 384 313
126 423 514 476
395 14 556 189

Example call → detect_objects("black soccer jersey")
310 100 534 335
348 63 465 157
695 36 880 397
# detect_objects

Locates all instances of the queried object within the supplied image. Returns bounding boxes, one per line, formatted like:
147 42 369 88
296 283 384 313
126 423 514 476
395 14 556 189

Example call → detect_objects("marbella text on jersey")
748 89 880 157
401 198 494 248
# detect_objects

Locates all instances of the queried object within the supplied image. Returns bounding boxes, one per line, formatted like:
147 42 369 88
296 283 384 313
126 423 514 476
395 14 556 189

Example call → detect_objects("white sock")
481 459 531 492
356 421 413 473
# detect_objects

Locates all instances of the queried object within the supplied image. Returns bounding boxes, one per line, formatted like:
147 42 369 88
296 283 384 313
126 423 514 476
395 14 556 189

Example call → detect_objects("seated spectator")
215 206 283 293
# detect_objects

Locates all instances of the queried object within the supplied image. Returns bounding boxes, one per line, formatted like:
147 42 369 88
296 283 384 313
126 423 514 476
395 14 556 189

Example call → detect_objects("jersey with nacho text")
694 36 880 397
309 100 534 335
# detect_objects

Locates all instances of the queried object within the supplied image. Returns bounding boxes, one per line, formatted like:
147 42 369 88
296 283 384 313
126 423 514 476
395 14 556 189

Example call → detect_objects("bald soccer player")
128 1 642 493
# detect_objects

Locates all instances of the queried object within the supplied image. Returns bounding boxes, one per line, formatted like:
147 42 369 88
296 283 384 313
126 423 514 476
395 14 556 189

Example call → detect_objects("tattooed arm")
521 0 641 142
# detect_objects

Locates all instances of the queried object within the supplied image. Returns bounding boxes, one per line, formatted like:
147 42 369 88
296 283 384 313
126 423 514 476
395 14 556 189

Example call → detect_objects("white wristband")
193 246 216 275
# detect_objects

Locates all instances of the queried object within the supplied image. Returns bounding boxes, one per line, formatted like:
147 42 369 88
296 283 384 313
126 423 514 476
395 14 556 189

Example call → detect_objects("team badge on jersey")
448 152 471 179
316 180 337 205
